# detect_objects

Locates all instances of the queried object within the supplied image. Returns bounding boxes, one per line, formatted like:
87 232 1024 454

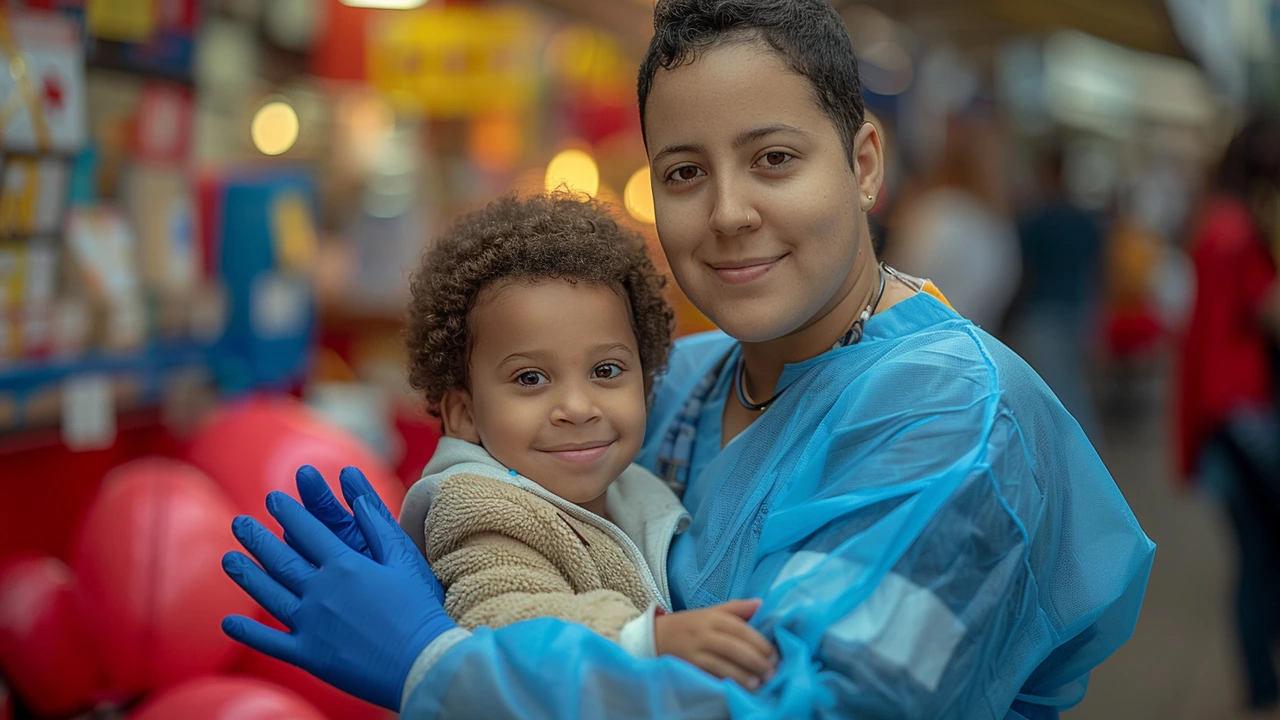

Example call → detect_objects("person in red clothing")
1177 114 1280 713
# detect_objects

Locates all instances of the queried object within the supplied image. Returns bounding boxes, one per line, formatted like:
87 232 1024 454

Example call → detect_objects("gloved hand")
222 489 456 711
293 464 444 604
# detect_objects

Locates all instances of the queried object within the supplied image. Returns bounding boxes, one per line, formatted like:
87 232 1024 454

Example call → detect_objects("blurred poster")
123 165 194 294
0 11 87 153
367 7 540 118
86 0 154 42
0 156 70 236
132 81 192 163
87 0 197 80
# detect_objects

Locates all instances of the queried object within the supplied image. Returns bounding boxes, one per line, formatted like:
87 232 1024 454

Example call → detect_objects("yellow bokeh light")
340 0 428 8
544 148 599 197
624 166 655 224
252 100 300 156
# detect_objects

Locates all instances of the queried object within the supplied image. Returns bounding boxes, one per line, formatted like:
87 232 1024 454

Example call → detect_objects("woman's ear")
440 389 481 444
853 121 885 213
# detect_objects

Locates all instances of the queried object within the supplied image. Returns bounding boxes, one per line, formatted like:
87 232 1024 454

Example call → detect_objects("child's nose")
551 383 603 426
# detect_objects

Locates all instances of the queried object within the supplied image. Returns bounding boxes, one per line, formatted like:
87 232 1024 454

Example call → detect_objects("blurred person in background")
885 119 1022 334
1007 143 1107 446
1176 114 1280 716
1100 203 1172 420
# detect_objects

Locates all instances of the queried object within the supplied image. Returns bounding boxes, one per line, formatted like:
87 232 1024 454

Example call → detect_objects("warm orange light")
544 148 599 197
624 166 655 224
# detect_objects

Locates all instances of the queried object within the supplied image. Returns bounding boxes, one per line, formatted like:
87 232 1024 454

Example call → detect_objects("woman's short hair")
637 0 866 164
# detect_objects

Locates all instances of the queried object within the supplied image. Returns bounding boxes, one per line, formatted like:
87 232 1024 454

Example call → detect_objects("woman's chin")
705 309 802 345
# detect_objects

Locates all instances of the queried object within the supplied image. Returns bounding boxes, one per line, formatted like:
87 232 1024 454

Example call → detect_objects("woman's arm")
225 384 1150 718
401 411 1153 719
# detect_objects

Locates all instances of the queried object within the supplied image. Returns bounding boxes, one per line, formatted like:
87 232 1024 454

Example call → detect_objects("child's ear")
440 389 481 444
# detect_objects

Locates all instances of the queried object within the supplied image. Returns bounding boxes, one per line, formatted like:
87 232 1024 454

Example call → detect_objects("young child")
397 192 777 689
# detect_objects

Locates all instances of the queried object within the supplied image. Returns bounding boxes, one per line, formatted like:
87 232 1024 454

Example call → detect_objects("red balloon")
0 555 103 716
127 675 328 720
0 679 11 720
235 637 394 720
73 459 255 701
187 395 405 536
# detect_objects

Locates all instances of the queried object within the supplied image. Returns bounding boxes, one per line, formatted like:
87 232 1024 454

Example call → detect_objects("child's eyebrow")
496 352 540 371
593 343 637 359
494 344 635 371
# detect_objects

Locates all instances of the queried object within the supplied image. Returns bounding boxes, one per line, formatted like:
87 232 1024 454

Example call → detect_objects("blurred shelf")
86 59 195 87
0 340 212 395
0 342 215 457
0 406 167 456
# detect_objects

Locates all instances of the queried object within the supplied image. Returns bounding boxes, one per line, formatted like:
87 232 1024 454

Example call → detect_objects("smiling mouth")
706 255 787 285
536 440 616 463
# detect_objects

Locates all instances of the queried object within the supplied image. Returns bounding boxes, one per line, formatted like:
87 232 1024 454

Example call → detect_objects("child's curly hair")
406 192 675 415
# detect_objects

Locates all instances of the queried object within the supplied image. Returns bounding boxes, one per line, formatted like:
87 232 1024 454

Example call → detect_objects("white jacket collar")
399 437 689 593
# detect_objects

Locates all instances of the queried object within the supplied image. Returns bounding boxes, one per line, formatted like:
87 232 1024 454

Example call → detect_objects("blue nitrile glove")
293 464 445 604
222 490 456 711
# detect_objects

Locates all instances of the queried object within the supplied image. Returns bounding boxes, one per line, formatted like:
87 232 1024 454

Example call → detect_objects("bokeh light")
544 148 599 197
339 0 428 8
624 166 655 224
469 114 525 173
251 100 300 156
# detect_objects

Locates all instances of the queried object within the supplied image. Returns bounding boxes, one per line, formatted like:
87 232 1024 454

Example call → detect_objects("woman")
1176 115 1280 714
221 2 1154 718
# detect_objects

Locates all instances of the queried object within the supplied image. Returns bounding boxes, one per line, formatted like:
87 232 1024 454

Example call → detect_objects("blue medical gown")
402 293 1154 719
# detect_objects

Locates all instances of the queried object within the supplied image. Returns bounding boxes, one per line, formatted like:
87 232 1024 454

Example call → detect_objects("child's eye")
516 371 548 387
593 363 623 380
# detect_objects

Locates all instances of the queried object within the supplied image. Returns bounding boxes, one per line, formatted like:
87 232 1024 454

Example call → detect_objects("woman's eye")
760 151 792 167
667 166 704 183
516 371 547 387
593 363 623 380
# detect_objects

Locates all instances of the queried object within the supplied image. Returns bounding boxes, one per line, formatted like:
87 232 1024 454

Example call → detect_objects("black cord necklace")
734 264 889 412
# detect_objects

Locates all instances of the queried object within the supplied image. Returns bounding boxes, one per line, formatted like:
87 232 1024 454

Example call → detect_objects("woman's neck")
738 249 883 402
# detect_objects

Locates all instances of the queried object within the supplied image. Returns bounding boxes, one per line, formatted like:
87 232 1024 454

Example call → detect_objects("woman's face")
644 40 883 343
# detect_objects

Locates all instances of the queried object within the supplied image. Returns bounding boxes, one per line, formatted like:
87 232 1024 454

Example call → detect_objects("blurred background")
0 0 1277 718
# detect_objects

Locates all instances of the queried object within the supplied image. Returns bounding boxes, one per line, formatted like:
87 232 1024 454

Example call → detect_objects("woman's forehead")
643 42 836 151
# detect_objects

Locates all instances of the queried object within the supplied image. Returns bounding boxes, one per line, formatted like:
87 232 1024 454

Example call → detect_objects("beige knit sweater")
426 473 654 640
400 437 690 649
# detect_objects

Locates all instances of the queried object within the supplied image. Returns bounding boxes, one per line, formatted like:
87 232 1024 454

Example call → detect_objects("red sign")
132 81 192 163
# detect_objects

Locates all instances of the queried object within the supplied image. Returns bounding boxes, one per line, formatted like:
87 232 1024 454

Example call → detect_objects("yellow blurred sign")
272 192 318 275
0 242 26 315
367 8 540 118
87 0 157 42
0 159 38 235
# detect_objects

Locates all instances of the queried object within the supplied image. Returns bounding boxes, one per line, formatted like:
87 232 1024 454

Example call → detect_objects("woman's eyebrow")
652 141 706 166
653 124 814 165
732 123 812 149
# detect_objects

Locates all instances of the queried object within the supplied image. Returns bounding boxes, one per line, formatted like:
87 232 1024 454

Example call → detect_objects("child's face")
443 279 647 513
644 40 883 344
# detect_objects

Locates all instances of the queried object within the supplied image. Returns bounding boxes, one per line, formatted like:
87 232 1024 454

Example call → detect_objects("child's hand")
653 598 777 690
